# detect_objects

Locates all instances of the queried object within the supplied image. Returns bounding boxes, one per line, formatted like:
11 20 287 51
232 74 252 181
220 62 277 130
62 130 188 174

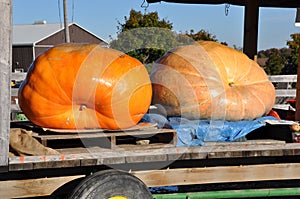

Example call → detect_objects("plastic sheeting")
141 114 277 146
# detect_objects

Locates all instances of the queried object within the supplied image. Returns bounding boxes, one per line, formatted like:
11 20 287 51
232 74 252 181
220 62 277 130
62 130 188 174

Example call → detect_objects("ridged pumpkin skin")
18 43 152 130
151 41 276 121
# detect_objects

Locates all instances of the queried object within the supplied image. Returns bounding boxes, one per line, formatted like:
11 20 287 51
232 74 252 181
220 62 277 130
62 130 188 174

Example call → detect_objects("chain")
225 3 230 16
141 0 149 13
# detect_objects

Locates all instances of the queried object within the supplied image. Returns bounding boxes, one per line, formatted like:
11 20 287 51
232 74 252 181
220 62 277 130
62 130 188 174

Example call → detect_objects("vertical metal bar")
63 0 70 43
0 0 12 169
243 0 259 59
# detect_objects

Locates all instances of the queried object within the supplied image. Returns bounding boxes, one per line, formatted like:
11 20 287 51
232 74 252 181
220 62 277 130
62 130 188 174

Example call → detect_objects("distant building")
12 21 108 72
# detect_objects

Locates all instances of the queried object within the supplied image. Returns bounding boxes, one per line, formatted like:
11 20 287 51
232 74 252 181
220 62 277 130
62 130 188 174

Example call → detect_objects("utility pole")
63 0 70 43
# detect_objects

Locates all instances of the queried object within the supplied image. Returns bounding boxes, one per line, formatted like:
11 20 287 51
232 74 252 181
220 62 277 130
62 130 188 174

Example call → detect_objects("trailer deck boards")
4 139 300 198
8 139 300 171
5 121 300 198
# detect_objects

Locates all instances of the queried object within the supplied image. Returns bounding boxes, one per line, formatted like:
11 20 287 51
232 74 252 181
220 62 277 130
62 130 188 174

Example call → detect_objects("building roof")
13 22 107 45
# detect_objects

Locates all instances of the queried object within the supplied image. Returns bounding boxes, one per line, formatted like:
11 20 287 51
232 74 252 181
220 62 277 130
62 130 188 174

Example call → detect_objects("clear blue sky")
13 0 300 51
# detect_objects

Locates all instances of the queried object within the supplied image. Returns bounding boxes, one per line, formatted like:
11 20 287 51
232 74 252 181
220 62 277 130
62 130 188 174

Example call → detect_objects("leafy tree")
281 33 300 74
183 29 217 42
117 10 172 32
110 10 218 72
110 10 191 72
263 48 285 75
258 47 292 75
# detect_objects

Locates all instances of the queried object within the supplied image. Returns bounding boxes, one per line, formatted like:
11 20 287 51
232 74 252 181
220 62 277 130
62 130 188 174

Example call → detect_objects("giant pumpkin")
18 43 152 130
151 41 275 121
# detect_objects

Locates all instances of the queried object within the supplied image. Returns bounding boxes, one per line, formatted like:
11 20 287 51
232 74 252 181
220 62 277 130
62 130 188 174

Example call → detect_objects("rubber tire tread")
69 169 153 199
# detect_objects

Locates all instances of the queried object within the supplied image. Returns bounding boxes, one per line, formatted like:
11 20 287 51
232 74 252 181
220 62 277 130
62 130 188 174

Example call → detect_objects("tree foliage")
263 48 286 75
117 10 172 32
110 9 184 72
257 36 298 75
183 29 217 42
110 9 217 72
281 33 300 74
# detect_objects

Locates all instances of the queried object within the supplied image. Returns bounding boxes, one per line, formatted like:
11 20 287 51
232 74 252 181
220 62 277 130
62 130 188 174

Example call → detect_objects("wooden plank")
11 72 27 81
132 163 300 187
268 75 297 83
275 89 296 97
34 129 176 142
0 175 84 199
9 141 300 170
41 122 157 133
3 162 300 198
0 0 12 168
32 127 177 149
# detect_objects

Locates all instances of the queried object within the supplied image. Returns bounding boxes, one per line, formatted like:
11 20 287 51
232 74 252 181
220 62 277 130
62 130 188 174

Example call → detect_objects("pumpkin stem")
80 104 87 111
229 82 235 87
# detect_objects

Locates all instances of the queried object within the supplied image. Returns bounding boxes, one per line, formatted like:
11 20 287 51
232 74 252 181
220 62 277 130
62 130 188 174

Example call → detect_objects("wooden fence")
268 75 297 104
10 73 298 114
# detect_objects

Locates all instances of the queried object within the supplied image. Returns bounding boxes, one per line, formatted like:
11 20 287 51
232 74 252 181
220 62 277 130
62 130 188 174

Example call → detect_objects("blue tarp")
141 114 277 147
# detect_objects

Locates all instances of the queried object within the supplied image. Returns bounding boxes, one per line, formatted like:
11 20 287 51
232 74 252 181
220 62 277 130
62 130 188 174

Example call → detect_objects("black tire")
69 169 153 199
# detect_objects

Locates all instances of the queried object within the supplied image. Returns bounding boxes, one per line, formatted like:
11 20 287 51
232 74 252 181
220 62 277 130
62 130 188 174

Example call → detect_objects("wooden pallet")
12 122 177 149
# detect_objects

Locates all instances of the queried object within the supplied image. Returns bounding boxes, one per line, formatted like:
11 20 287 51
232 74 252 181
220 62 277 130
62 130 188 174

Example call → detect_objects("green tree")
281 33 300 74
110 10 218 72
110 10 190 72
183 29 217 42
117 9 172 32
263 48 285 75
257 47 292 75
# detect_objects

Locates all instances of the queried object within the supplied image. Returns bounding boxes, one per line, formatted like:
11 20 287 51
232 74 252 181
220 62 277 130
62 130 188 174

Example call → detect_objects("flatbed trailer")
3 1 300 198
2 123 300 198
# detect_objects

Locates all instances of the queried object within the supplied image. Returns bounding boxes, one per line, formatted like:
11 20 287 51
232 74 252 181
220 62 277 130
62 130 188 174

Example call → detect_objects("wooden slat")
3 163 300 198
0 175 84 199
41 122 157 133
11 72 27 81
30 125 177 149
275 89 296 97
9 141 300 170
132 163 300 187
0 0 12 168
268 75 297 83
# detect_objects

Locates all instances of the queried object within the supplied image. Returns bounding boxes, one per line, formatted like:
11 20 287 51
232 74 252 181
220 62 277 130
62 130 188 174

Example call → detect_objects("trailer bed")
2 121 300 198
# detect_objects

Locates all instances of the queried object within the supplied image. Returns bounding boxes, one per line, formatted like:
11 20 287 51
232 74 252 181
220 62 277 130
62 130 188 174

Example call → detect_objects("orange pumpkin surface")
151 41 276 121
18 43 152 130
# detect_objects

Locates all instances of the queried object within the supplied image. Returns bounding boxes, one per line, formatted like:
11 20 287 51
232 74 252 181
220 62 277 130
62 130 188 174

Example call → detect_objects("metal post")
0 0 12 170
63 0 70 43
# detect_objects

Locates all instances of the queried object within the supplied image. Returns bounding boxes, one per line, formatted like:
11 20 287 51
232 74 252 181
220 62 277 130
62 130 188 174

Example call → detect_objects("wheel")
69 169 153 199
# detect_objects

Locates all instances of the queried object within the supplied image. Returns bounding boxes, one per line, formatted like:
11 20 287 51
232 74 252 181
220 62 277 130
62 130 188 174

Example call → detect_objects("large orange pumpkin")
18 43 152 130
151 41 276 121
